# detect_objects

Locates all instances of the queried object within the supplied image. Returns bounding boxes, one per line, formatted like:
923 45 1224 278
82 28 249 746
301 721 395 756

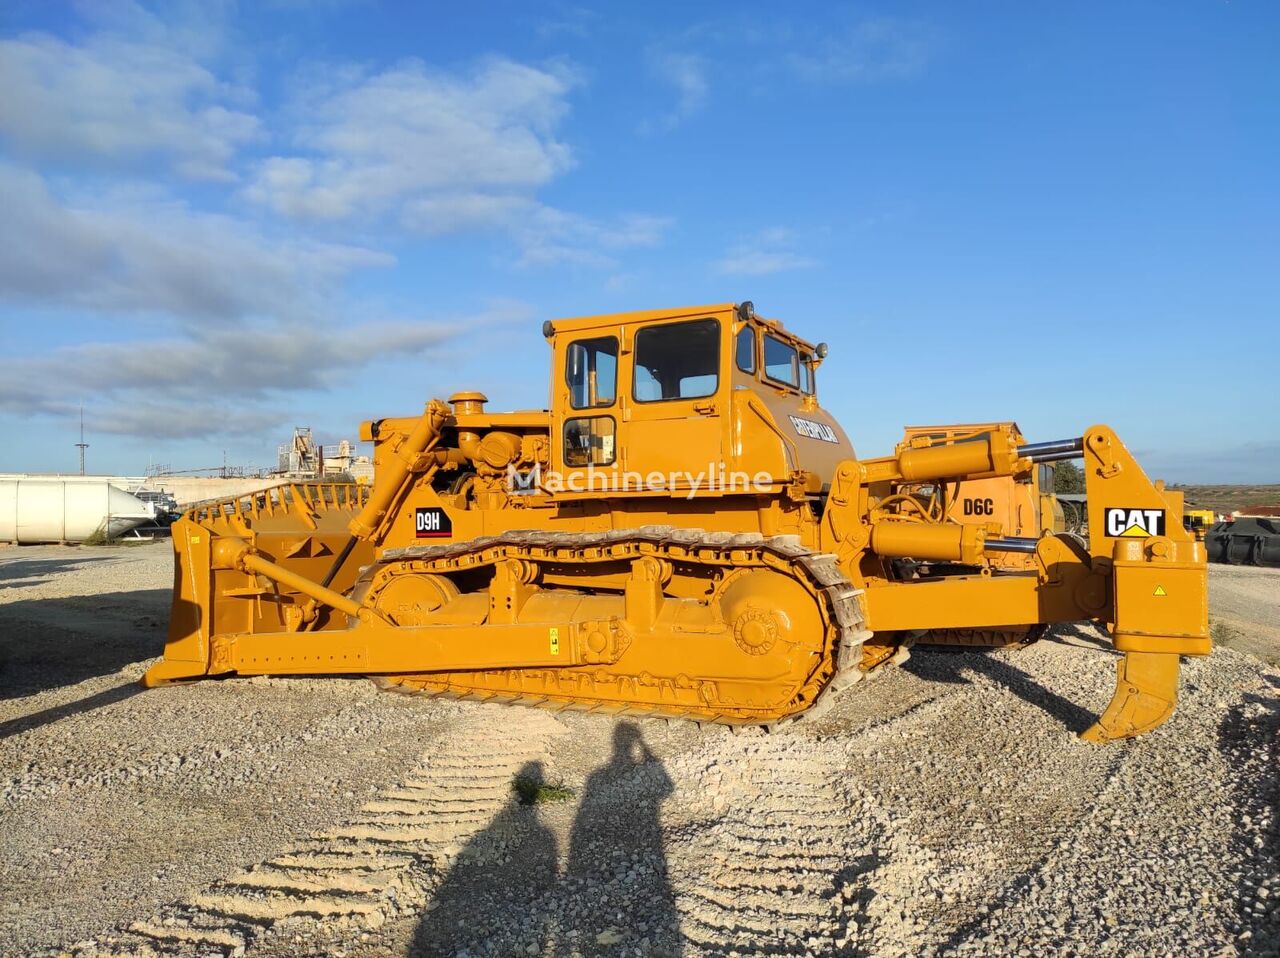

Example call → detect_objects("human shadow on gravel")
412 760 560 957
903 648 1096 735
0 590 169 701
411 725 680 957
1219 675 1279 955
555 722 679 957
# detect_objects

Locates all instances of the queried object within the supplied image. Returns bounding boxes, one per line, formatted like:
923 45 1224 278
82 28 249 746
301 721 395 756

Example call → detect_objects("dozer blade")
1079 651 1180 742
144 483 374 688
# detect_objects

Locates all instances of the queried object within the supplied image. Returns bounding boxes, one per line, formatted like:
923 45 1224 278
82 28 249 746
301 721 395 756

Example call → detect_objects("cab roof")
545 303 819 353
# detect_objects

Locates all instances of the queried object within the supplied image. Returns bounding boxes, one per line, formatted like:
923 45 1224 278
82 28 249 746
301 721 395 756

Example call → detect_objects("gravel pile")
1 544 1275 957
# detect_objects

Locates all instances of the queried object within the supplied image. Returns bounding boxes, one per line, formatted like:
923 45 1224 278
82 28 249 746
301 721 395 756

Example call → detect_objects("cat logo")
1103 507 1166 538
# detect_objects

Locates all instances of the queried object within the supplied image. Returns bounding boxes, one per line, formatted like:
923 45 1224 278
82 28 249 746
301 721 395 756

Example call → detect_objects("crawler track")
920 624 1049 649
357 526 907 727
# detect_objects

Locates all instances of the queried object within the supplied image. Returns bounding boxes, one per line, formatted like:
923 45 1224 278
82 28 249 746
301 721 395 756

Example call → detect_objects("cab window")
763 334 798 387
564 416 616 466
798 351 814 394
633 318 720 402
566 336 618 409
735 326 756 373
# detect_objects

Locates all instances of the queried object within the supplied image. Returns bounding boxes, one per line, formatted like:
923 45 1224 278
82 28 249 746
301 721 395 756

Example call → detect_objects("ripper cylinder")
870 521 987 564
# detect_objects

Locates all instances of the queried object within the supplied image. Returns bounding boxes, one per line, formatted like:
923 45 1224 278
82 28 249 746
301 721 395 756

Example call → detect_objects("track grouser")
147 302 1210 740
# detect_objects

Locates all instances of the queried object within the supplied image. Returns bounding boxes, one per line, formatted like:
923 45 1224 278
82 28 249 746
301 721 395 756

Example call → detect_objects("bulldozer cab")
550 307 725 484
549 303 852 493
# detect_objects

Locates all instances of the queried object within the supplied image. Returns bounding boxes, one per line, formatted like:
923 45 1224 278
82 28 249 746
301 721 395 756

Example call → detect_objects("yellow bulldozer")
146 303 1209 741
1183 508 1216 539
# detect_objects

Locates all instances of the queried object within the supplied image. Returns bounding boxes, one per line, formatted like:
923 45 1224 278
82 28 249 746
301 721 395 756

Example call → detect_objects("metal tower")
75 406 88 476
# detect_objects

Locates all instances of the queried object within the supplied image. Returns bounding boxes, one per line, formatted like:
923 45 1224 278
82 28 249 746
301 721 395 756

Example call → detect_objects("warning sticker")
1103 507 1166 538
549 627 560 656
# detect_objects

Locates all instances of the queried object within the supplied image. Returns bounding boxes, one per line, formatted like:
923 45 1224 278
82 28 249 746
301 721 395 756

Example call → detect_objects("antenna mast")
75 405 89 476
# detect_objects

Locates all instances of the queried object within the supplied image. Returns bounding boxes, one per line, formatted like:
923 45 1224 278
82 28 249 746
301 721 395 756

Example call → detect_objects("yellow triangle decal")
1120 523 1148 537
1153 585 1167 597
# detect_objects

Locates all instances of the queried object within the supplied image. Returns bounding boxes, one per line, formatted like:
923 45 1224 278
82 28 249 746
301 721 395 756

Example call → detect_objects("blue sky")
1 1 1276 482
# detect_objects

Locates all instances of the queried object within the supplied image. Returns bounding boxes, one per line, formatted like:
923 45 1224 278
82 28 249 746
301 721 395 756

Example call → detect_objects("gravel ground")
1 543 1276 958
1209 564 1280 665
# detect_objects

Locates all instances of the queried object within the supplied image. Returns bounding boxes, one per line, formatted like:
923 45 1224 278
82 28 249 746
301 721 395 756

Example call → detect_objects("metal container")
1205 517 1280 568
0 480 153 544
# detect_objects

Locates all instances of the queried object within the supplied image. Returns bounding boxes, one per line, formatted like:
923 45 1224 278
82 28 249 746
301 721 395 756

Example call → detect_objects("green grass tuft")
512 775 574 806
1209 618 1238 645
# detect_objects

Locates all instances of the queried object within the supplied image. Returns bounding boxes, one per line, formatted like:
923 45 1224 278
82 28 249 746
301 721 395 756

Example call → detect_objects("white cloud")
642 49 709 132
511 207 673 268
0 302 531 439
245 57 577 222
400 195 671 267
239 55 659 266
44 323 461 400
716 250 818 276
0 163 516 441
0 30 258 180
401 192 534 236
0 164 389 326
0 9 678 463
1 14 669 273
534 5 601 40
788 17 934 84
715 228 817 276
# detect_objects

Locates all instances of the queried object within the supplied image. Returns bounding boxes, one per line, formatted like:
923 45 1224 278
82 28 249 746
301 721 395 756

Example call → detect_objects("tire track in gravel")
833 642 1133 956
667 734 884 957
938 656 1280 956
79 707 567 958
657 641 1108 957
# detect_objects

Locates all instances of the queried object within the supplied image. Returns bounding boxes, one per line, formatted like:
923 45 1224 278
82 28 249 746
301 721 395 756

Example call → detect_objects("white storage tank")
0 480 153 544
